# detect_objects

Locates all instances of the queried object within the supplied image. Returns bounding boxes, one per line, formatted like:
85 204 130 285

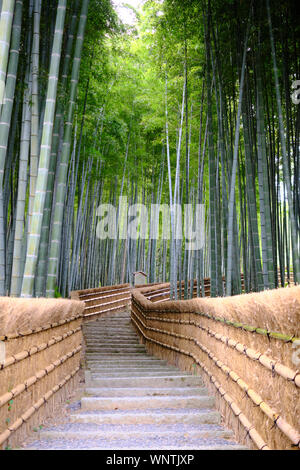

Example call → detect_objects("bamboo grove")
0 0 299 299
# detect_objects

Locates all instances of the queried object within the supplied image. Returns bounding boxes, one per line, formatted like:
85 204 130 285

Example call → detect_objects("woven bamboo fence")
131 284 300 450
0 297 84 450
140 275 245 301
70 284 131 321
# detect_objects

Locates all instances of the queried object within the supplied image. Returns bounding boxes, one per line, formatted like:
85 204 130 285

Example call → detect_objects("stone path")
22 312 247 450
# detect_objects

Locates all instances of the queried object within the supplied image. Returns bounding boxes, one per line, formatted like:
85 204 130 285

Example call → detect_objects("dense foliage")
0 0 299 297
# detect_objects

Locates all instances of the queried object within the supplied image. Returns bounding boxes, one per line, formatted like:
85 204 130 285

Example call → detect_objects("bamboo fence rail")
1 278 296 450
0 297 84 450
70 283 131 320
131 284 300 450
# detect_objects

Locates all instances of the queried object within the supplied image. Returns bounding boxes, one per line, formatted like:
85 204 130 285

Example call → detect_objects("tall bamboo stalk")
0 0 22 294
28 0 41 235
226 15 250 296
266 0 300 284
21 0 67 297
46 0 90 297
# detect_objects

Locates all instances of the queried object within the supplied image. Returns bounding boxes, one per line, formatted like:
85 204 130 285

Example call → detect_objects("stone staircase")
22 312 247 450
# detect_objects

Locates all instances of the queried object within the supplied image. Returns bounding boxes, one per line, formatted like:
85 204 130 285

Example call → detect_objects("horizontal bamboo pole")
132 304 299 387
131 306 300 448
0 366 80 447
84 296 131 311
0 345 82 409
82 291 131 303
0 313 83 342
75 284 131 298
131 297 300 345
79 288 131 300
84 303 130 318
0 326 81 371
131 313 269 450
152 298 172 304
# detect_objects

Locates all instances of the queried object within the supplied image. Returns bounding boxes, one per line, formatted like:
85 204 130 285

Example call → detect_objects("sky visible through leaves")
112 0 143 25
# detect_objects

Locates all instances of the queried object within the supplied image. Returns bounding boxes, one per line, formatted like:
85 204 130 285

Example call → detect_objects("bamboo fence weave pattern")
0 297 84 450
70 283 131 319
131 284 300 450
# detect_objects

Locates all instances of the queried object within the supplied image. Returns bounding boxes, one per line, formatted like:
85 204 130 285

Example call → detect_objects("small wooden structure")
132 271 147 286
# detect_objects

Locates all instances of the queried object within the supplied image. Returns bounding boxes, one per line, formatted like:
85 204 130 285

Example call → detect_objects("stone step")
86 324 134 327
86 344 144 348
85 352 150 356
85 331 137 334
85 337 139 341
87 375 204 388
83 322 133 324
18 313 247 451
89 372 192 378
86 341 142 346
86 315 131 319
89 370 186 376
85 333 138 337
70 408 222 426
84 387 209 397
85 328 134 331
89 370 183 376
84 328 134 332
86 359 168 366
91 371 193 378
24 439 248 450
84 320 131 328
86 322 133 325
84 328 134 333
85 336 139 341
85 330 135 334
86 316 131 319
86 345 142 349
87 365 179 371
84 320 132 324
85 341 141 345
86 348 147 354
86 363 170 369
83 320 135 333
81 395 215 411
85 325 134 328
86 342 140 346
89 315 131 319
84 326 134 329
85 324 132 327
85 320 132 323
33 425 234 442
85 353 151 358
85 327 135 330
85 335 137 339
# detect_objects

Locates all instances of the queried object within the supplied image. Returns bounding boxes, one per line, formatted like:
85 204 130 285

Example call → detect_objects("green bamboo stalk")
211 49 224 296
266 0 299 284
204 2 217 297
46 0 90 297
28 0 41 235
165 70 176 299
256 38 275 289
226 16 250 296
0 0 15 110
10 78 32 296
0 0 22 294
242 82 264 291
10 3 33 297
35 0 80 296
21 0 67 297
